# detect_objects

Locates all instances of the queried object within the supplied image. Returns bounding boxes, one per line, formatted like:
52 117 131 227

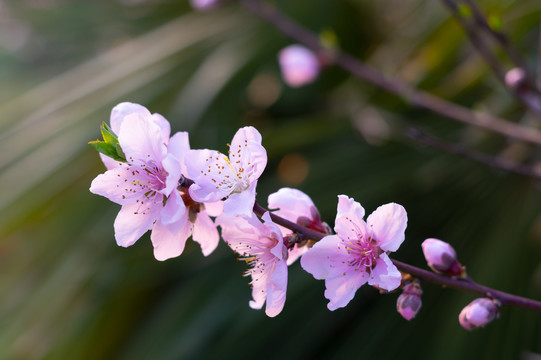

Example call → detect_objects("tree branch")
237 0 541 145
253 202 541 312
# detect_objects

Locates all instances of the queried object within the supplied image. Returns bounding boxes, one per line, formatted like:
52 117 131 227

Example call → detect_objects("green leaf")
100 122 118 145
488 13 502 30
458 4 472 17
88 140 126 162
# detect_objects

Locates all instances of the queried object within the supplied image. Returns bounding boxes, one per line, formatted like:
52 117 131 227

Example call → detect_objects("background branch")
238 0 541 145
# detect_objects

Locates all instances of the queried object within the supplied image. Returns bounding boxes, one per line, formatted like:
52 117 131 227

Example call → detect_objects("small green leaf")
100 122 119 145
89 140 126 162
488 13 502 31
319 28 338 49
458 4 472 17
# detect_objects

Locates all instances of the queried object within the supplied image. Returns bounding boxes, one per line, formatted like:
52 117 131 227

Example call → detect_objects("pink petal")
368 253 402 291
216 214 259 249
324 269 368 311
300 235 347 280
268 187 315 221
204 201 223 217
192 212 220 256
229 126 267 181
90 165 150 205
110 102 151 133
265 260 288 317
151 215 192 261
161 152 182 196
286 244 309 266
186 149 236 203
114 203 160 247
222 182 257 217
367 203 407 252
99 153 123 170
167 132 191 175
334 195 369 244
110 102 170 143
160 190 186 225
278 45 320 87
118 114 167 166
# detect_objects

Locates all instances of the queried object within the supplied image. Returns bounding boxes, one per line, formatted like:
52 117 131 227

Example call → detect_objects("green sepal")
89 141 126 162
89 122 126 162
101 122 118 145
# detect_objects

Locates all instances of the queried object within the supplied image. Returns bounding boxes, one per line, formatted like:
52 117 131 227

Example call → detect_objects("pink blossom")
217 212 288 317
459 298 499 330
100 102 171 170
90 103 220 260
185 126 267 217
422 238 464 277
301 195 407 310
396 280 422 321
268 187 329 265
278 45 320 87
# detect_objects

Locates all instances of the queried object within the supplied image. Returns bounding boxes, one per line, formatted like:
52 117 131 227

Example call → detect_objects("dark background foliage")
1 0 541 359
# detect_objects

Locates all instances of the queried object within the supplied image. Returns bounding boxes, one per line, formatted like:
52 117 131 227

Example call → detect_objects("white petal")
367 203 407 252
192 212 220 256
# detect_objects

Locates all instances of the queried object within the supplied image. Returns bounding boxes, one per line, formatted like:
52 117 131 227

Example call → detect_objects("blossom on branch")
268 187 330 264
278 45 320 87
459 298 499 331
185 126 267 217
422 238 464 277
301 195 407 310
217 212 288 317
90 103 220 260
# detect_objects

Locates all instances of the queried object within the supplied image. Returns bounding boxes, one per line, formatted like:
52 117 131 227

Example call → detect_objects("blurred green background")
1 0 541 359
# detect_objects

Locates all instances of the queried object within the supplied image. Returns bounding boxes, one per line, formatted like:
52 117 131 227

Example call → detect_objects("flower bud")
278 45 320 87
396 280 422 321
421 238 464 277
459 298 499 331
190 0 220 11
505 68 527 91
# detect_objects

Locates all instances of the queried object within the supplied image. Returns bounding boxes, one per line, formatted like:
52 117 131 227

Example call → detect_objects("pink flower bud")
459 298 499 331
396 280 422 321
505 68 526 91
421 238 464 277
278 45 320 87
190 0 220 11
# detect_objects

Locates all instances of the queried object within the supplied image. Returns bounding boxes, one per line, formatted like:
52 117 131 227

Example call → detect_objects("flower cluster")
89 102 509 328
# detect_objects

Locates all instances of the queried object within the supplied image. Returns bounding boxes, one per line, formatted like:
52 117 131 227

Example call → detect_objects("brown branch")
406 127 541 180
253 202 541 312
237 0 541 145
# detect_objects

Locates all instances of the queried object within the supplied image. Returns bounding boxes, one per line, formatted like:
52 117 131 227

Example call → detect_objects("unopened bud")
422 238 464 277
190 0 221 11
278 45 320 87
505 68 527 91
459 298 499 331
396 280 422 321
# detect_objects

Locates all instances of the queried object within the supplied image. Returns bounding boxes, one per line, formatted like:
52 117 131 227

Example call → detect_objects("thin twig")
253 202 541 312
442 0 541 117
406 127 541 180
237 0 541 145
